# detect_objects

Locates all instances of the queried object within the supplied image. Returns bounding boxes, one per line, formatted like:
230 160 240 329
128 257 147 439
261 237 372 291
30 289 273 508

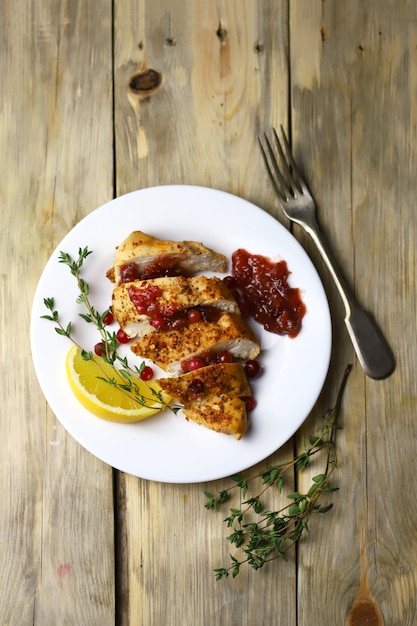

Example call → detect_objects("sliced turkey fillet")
157 362 251 405
107 230 227 283
111 276 239 339
131 312 260 375
183 395 249 440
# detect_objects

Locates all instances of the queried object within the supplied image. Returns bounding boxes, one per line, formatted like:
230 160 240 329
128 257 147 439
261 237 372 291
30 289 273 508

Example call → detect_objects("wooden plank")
114 0 288 207
0 0 115 623
113 1 297 624
291 1 417 624
4 0 417 623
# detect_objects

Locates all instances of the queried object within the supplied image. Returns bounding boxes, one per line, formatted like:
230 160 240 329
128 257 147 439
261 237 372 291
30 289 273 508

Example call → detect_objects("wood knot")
216 21 228 45
348 599 384 626
129 69 162 101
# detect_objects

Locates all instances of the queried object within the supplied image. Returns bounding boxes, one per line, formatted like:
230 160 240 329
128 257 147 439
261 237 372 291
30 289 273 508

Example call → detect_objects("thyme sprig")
41 246 175 412
205 364 351 580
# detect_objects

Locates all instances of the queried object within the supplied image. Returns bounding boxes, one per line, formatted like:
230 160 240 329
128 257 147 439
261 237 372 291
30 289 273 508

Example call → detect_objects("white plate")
30 185 331 483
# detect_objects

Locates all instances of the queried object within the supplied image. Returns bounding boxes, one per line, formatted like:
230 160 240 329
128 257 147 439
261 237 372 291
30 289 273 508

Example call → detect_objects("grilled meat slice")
158 364 251 439
131 312 260 375
107 230 227 284
111 276 239 339
157 362 251 405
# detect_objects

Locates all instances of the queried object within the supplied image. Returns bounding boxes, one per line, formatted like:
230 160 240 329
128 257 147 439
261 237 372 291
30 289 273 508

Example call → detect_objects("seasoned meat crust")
183 396 248 440
111 275 239 338
131 312 260 374
108 230 227 283
158 364 252 440
157 363 251 404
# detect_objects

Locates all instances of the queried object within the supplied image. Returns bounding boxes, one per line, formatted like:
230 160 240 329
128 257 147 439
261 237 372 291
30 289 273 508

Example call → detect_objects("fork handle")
344 303 395 379
302 216 395 379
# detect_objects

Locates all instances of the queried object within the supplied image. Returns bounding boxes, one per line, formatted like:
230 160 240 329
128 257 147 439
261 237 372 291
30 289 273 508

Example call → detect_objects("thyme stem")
205 364 352 580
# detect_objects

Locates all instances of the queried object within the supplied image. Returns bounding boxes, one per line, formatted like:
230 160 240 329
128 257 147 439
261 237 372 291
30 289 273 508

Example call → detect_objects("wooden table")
2 1 416 624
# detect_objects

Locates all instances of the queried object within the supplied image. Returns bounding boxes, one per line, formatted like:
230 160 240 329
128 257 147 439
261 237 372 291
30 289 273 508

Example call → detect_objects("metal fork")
259 126 395 380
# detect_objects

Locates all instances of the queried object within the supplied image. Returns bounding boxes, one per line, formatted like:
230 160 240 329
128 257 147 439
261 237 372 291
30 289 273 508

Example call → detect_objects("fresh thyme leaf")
288 503 300 516
40 314 55 321
228 529 244 547
218 490 228 504
43 296 54 309
79 313 93 323
316 503 334 513
204 493 218 511
262 467 280 485
287 492 302 500
214 567 229 581
118 369 132 380
55 328 70 337
232 475 248 498
204 364 352 580
204 489 229 512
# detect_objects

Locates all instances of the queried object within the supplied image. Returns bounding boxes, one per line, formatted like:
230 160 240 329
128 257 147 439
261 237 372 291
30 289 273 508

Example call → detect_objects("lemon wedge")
65 345 169 423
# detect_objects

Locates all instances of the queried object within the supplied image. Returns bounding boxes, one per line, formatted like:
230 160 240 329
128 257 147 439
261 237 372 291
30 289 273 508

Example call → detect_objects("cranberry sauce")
120 255 187 283
128 283 221 332
229 249 306 337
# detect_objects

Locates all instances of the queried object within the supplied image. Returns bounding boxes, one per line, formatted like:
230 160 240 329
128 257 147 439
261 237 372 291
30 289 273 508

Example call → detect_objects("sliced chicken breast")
157 362 251 404
107 230 227 283
111 275 239 338
131 312 260 375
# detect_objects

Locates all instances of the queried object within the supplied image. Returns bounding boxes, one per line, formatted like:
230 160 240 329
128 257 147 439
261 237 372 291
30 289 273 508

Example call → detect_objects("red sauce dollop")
230 249 306 338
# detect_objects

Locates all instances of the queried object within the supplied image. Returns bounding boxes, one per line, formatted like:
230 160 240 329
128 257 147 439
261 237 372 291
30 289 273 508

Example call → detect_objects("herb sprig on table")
204 365 351 580
41 246 174 411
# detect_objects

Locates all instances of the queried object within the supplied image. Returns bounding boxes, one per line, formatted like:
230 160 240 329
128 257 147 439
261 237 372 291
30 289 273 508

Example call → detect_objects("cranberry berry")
244 359 262 378
102 310 114 326
116 328 131 344
94 342 106 357
140 365 154 381
188 379 205 397
242 396 257 413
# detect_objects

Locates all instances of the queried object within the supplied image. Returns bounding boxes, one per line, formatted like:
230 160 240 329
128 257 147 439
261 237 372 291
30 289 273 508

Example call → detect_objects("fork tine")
271 127 293 188
259 126 306 203
274 125 304 193
258 133 290 202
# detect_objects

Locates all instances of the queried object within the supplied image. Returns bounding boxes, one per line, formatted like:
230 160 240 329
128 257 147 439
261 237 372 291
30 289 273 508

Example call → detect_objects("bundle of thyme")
204 364 351 579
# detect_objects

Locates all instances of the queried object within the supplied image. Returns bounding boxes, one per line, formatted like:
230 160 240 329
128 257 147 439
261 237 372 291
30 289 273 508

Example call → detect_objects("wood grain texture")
291 1 417 624
2 0 417 624
0 0 115 623
114 0 289 208
118 444 297 626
